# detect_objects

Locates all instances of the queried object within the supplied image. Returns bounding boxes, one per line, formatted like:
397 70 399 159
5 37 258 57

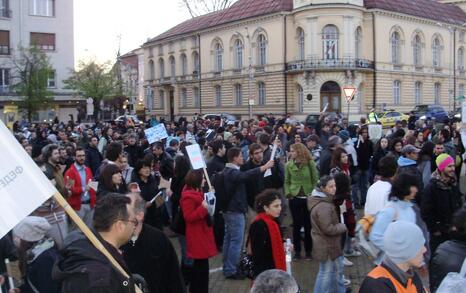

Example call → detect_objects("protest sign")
145 124 168 144
0 121 56 239
368 124 383 141
186 144 207 170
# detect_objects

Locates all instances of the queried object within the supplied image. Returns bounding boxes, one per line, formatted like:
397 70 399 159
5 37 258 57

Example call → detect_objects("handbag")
238 237 254 279
436 257 466 293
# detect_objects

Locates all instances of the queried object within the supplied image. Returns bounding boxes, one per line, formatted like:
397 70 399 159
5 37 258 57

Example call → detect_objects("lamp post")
246 27 253 119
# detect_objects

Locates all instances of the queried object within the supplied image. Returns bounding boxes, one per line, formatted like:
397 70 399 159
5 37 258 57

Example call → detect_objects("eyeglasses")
120 218 138 226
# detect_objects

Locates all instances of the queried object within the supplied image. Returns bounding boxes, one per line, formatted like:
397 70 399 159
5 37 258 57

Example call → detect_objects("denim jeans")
352 169 369 206
222 212 245 276
314 256 345 293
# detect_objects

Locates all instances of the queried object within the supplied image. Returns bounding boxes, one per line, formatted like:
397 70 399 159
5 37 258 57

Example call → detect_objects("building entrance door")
320 81 341 113
169 89 175 121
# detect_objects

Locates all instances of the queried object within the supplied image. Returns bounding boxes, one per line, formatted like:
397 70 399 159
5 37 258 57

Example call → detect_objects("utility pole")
246 27 253 119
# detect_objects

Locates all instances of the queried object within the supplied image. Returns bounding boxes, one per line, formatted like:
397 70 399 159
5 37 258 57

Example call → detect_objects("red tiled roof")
364 0 466 25
145 0 293 45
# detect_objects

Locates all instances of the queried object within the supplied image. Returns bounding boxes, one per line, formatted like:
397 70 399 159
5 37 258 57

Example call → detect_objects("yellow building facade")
142 0 466 120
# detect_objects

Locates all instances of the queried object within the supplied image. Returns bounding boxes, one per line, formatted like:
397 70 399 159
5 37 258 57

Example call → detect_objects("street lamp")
245 27 254 119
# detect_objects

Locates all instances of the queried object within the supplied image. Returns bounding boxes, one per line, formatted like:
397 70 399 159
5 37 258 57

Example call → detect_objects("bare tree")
180 0 238 18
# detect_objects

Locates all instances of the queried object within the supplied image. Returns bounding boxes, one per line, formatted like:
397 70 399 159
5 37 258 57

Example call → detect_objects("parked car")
377 110 409 127
114 115 143 125
202 113 238 123
412 104 448 122
304 112 342 127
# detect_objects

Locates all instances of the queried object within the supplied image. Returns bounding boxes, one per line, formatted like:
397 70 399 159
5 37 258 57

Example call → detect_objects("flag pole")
52 192 143 293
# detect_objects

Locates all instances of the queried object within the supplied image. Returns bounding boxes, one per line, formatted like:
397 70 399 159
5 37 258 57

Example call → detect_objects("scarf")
341 163 350 176
254 213 286 271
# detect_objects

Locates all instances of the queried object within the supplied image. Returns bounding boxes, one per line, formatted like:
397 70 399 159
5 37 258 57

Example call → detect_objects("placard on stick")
186 144 207 170
145 124 168 144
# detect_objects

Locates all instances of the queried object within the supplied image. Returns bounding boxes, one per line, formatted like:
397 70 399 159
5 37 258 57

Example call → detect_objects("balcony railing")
287 58 374 72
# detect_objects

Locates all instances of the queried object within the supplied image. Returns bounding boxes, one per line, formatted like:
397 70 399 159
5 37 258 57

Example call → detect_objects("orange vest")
367 266 422 293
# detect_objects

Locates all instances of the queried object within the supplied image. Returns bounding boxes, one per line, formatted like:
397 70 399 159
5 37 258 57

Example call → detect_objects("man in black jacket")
85 136 103 176
124 135 144 167
354 126 373 207
206 140 226 178
122 193 185 293
53 194 138 293
319 135 342 176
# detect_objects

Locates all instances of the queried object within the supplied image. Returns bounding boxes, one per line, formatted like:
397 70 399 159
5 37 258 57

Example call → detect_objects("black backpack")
211 170 233 213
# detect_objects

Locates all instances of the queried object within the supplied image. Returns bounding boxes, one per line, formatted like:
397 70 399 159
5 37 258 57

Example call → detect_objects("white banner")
144 124 168 144
186 144 206 170
0 120 56 239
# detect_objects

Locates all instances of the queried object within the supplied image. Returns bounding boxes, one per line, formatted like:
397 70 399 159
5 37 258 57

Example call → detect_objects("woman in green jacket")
285 142 319 259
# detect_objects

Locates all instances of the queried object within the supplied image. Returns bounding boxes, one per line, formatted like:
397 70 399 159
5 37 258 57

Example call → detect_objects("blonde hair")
290 142 312 163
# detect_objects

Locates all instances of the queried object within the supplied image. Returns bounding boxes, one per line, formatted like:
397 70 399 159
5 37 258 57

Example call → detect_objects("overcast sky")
74 0 192 65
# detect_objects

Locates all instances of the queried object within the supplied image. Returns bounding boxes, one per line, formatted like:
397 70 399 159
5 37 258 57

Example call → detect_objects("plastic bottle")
285 238 292 275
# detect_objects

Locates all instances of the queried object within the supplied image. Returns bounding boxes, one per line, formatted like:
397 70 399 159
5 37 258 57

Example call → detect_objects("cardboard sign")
0 120 57 239
144 124 168 144
186 144 207 170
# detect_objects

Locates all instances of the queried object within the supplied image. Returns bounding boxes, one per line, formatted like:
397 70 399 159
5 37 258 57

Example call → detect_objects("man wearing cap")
359 221 427 293
421 154 464 252
305 134 323 170
397 144 424 194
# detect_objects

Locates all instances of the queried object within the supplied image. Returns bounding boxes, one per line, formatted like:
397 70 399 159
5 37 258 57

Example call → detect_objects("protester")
365 156 398 216
180 170 217 293
0 234 17 293
417 141 435 187
124 134 144 167
371 137 389 181
97 163 126 197
319 135 342 176
285 142 318 260
121 153 134 185
305 134 322 170
354 126 373 208
397 144 424 197
308 175 347 293
84 136 103 175
359 221 427 293
250 269 299 293
248 190 286 278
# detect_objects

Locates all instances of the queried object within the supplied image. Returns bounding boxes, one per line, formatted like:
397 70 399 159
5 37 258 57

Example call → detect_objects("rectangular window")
415 82 422 104
215 86 221 107
0 68 10 92
30 32 55 50
434 83 441 104
393 81 401 105
235 84 242 106
1 0 11 18
258 82 266 105
159 90 165 109
47 70 56 88
146 87 154 110
30 0 54 17
0 30 9 55
460 84 465 97
193 87 200 108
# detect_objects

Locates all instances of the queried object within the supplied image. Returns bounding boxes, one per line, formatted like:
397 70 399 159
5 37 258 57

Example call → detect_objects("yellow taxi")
377 110 409 127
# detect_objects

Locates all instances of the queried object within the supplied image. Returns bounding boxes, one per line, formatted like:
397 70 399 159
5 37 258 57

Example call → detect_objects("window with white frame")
297 27 305 61
433 37 441 67
234 39 243 69
0 0 10 18
159 58 165 78
415 81 422 104
460 31 465 43
257 34 267 66
159 90 165 109
0 68 9 92
30 0 54 17
47 70 56 88
192 51 200 74
146 87 154 110
391 31 401 64
393 80 401 104
322 25 338 60
148 60 155 80
169 56 175 78
181 88 187 108
413 34 422 66
355 27 362 59
297 84 304 113
459 84 464 97
258 82 266 105
181 54 187 76
235 84 242 106
215 85 222 106
193 87 200 108
214 42 223 72
434 82 441 104
458 47 464 70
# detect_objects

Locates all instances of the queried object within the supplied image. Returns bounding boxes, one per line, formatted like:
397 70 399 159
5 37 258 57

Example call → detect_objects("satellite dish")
306 94 313 101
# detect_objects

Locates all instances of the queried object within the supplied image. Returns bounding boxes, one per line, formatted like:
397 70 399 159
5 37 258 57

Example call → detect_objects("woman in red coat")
181 169 217 293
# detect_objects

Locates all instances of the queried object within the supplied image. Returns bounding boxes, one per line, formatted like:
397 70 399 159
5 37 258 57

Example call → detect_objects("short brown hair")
249 143 262 155
184 169 204 190
227 147 242 163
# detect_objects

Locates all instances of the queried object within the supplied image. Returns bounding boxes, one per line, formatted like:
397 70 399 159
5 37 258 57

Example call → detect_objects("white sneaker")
343 275 351 286
344 250 362 257
343 257 354 267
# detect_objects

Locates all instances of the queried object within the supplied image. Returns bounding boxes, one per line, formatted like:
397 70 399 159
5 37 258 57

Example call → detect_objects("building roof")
145 0 466 46
119 50 139 68
144 0 293 45
364 0 466 25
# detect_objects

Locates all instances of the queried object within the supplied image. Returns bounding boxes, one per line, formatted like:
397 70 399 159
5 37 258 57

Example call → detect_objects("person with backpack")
221 147 274 280
285 142 318 260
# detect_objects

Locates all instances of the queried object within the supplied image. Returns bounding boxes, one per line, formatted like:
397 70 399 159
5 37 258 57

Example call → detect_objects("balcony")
287 58 374 72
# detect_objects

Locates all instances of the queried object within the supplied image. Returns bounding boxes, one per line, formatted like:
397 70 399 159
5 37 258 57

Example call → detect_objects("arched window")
297 84 304 113
297 27 305 61
193 86 200 108
458 47 464 70
234 39 243 69
214 42 223 72
148 60 155 80
413 34 422 66
169 56 175 78
257 34 267 66
159 90 165 109
192 51 200 74
433 37 441 67
415 81 422 104
215 85 222 106
235 84 242 106
158 58 165 78
434 82 441 104
180 54 187 76
180 88 187 108
322 25 338 60
258 82 266 105
393 80 401 104
391 31 401 64
355 27 362 59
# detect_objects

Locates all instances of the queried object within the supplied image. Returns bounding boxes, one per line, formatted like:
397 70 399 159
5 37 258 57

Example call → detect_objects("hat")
383 221 425 264
328 135 342 148
13 216 51 242
258 121 267 128
436 153 454 172
401 144 420 155
338 130 350 142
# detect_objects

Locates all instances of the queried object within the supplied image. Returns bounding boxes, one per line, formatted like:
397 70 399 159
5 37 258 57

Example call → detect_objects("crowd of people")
0 111 465 293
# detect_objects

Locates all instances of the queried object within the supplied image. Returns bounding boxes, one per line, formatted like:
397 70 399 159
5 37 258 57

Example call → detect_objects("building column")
343 16 355 59
307 17 318 59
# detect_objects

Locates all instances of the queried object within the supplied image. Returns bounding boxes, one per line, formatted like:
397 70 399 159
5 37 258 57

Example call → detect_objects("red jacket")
64 163 96 211
180 186 217 259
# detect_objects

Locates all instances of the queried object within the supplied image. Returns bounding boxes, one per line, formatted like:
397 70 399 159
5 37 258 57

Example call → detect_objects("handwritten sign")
186 144 207 170
144 124 168 144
